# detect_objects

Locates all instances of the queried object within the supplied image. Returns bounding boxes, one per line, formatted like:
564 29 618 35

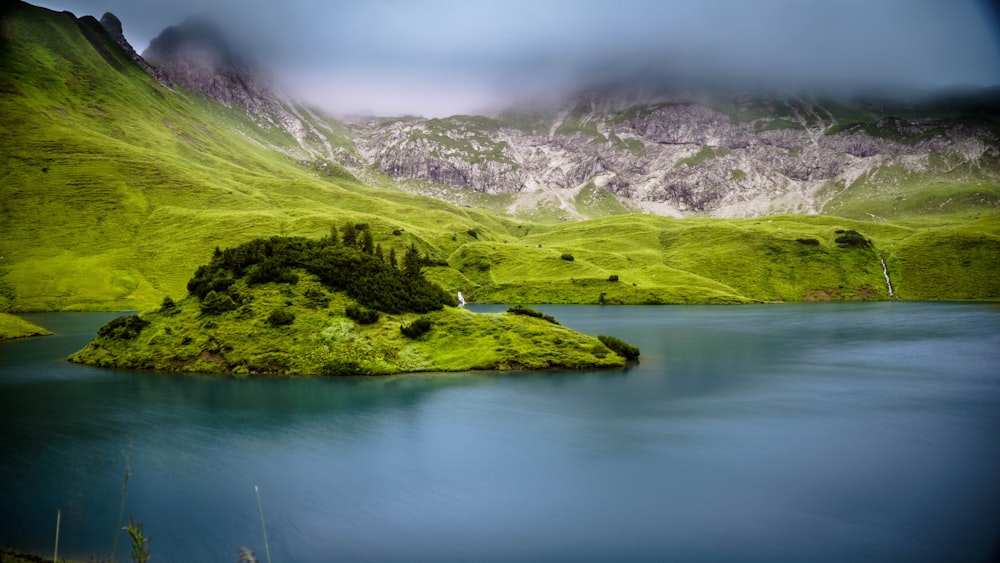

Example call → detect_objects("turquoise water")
2 303 999 562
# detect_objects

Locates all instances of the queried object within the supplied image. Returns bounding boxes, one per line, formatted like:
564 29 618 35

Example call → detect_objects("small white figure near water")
458 291 466 306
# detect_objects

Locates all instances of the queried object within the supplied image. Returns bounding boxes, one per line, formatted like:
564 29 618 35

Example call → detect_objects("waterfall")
879 255 894 298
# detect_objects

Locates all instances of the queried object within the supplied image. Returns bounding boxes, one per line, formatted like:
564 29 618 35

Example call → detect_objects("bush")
598 335 640 361
320 359 365 376
160 296 176 310
304 287 330 308
834 229 871 248
267 309 295 327
200 290 238 315
346 304 380 324
97 315 149 340
507 305 560 325
607 274 619 282
401 318 432 339
560 253 575 261
796 238 820 246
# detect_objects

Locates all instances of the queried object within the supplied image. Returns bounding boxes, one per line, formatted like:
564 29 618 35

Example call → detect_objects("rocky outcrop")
98 12 167 83
140 18 356 165
352 93 999 218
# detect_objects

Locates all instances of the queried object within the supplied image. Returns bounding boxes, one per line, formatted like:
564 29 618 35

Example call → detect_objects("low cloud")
37 0 1000 116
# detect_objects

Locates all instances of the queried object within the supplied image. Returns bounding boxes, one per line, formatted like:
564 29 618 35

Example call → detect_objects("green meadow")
1 1 999 327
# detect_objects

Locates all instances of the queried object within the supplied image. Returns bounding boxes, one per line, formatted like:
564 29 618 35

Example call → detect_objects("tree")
341 221 357 247
403 243 422 276
388 247 398 269
360 229 375 255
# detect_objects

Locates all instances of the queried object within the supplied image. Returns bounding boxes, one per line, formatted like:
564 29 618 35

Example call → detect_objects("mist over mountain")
32 0 1000 117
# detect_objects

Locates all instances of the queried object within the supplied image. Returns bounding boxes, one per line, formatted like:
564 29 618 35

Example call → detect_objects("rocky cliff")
351 91 999 219
137 17 357 166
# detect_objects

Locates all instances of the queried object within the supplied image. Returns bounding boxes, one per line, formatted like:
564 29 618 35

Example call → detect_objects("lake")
2 303 999 562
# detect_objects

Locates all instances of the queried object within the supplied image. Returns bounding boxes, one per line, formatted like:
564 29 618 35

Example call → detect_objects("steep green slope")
1 2 997 311
0 3 515 312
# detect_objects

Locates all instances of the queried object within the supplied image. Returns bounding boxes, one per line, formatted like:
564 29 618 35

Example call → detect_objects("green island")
70 232 635 375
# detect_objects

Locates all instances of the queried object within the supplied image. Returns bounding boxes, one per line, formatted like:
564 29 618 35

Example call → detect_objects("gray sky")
35 0 1000 116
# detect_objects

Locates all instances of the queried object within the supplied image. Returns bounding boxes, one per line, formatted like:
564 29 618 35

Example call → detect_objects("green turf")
0 312 51 339
2 2 998 313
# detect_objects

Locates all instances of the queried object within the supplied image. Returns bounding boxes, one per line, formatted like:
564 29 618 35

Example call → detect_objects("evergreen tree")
341 221 357 247
361 229 375 255
389 247 398 269
329 224 340 245
403 243 422 276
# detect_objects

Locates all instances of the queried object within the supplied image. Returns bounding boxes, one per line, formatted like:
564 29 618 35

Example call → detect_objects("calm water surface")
1 303 999 562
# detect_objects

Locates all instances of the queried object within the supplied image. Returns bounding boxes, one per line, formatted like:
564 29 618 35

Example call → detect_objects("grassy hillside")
0 3 517 311
1 2 998 312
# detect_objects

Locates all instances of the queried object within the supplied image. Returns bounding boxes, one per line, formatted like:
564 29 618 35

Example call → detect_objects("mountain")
351 90 1000 220
1 2 998 314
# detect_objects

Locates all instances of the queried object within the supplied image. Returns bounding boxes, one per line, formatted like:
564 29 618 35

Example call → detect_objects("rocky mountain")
117 16 357 167
351 90 1000 219
103 12 1000 222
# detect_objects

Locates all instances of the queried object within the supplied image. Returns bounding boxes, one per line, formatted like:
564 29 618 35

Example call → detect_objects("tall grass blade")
111 461 130 562
53 509 61 562
255 485 272 563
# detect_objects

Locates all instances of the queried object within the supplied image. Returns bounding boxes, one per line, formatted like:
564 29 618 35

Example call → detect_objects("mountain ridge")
1 2 998 314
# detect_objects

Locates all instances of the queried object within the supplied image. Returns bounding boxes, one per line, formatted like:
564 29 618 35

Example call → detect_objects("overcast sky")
35 0 1000 116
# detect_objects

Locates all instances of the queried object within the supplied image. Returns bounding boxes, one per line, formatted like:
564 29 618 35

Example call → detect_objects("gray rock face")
352 94 998 217
98 12 166 83
140 18 354 164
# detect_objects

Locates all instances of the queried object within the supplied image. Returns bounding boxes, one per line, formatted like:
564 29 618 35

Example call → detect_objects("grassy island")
70 233 635 375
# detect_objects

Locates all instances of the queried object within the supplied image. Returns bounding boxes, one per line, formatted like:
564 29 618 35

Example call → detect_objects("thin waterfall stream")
879 254 894 298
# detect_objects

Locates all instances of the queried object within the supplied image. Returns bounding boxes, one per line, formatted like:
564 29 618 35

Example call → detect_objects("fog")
33 0 1000 116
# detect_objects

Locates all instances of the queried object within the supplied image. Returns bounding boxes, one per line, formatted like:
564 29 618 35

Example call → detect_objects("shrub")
401 318 432 339
200 290 238 315
507 305 560 325
320 359 365 376
607 274 619 282
467 229 479 239
796 238 820 246
160 296 176 310
304 287 330 308
346 304 380 324
598 335 640 361
834 230 871 248
560 253 575 261
97 315 149 340
267 309 295 327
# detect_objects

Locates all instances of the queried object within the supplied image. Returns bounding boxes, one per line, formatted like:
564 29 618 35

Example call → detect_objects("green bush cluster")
561 253 575 261
598 335 640 361
267 309 295 327
186 234 455 314
401 318 432 339
834 229 871 248
345 304 380 324
97 315 149 340
507 305 560 325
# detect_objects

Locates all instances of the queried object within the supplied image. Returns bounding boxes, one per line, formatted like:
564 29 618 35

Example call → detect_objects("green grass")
1 2 998 314
675 146 732 168
70 272 629 374
0 312 51 339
